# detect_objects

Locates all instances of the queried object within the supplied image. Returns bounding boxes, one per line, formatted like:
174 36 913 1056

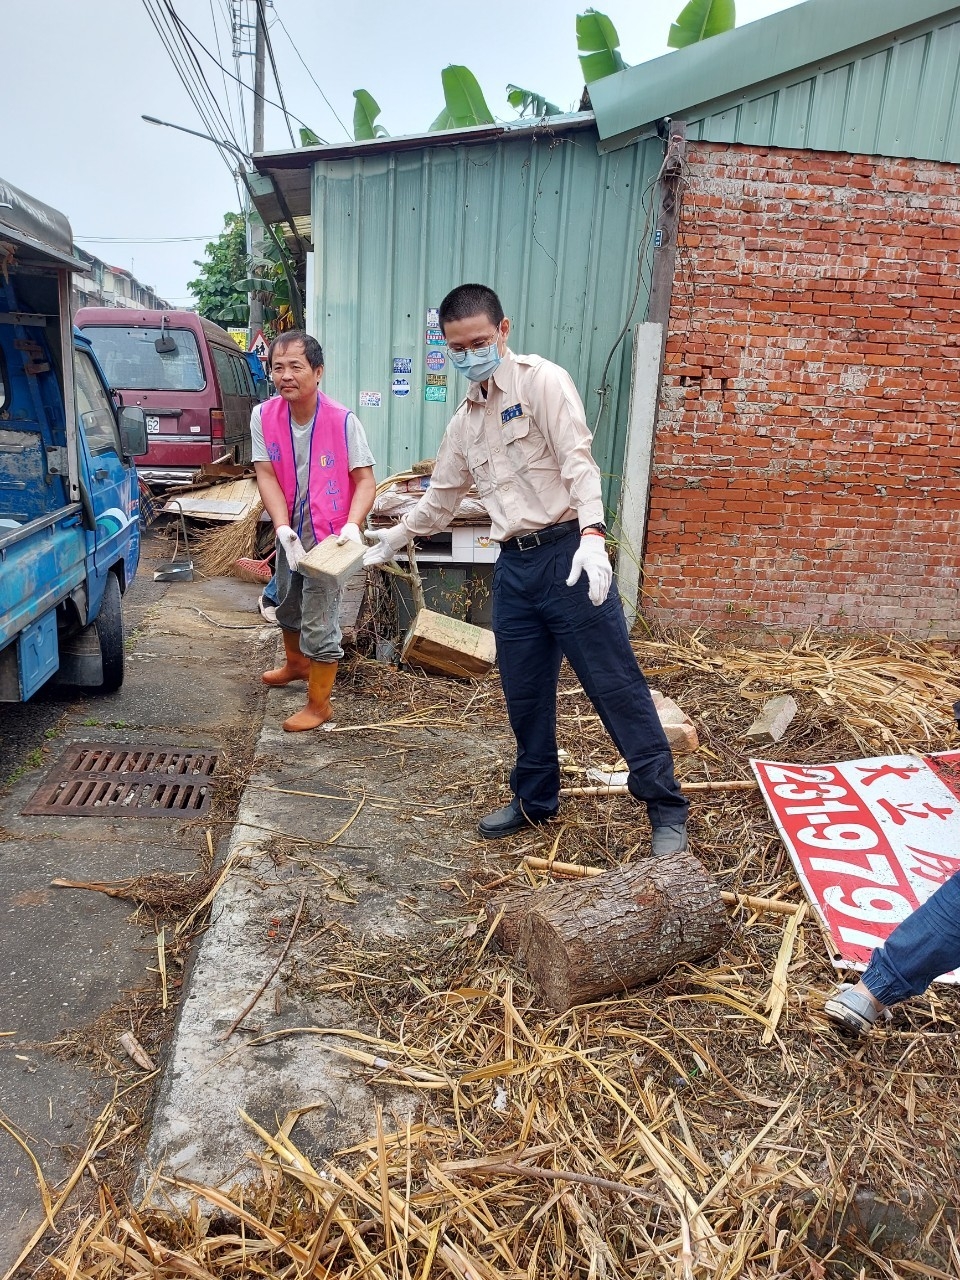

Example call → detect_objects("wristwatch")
581 522 607 537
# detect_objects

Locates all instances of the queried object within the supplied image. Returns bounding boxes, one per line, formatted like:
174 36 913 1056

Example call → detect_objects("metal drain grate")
22 743 221 818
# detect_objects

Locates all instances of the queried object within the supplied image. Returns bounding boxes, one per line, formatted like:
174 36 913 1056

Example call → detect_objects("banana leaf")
299 125 323 146
668 0 736 48
429 65 494 131
506 84 561 118
576 8 626 85
353 89 388 141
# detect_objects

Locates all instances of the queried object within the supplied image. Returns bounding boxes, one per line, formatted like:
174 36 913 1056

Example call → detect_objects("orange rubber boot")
283 660 337 732
262 629 310 686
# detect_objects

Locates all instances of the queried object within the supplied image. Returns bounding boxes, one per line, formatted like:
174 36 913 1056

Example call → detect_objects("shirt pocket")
467 442 495 496
502 413 551 473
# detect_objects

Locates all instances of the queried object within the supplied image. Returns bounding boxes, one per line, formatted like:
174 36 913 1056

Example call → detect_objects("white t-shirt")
251 399 375 550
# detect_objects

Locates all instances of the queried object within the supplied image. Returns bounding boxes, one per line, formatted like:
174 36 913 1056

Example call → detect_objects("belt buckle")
516 531 542 551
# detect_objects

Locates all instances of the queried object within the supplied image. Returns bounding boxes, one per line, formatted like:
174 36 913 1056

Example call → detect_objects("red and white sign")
249 329 269 363
753 751 960 982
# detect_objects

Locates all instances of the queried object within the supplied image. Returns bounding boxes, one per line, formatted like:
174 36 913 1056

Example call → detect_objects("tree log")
484 887 537 955
514 854 730 1012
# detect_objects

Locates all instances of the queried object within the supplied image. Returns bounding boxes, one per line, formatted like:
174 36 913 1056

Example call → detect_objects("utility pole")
248 0 266 345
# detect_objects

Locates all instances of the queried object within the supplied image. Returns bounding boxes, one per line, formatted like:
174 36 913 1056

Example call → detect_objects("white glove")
275 525 305 572
363 528 399 568
336 522 363 546
566 534 612 607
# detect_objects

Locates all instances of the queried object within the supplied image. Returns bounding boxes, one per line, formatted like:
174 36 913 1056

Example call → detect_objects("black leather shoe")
478 801 556 840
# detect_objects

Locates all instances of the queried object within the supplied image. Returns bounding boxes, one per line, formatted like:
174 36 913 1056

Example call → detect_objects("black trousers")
492 526 689 828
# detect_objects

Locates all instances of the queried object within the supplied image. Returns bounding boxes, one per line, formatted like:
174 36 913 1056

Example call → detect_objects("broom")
194 500 273 579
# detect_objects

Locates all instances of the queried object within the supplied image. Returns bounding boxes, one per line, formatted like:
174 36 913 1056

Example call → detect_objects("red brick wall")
644 143 960 639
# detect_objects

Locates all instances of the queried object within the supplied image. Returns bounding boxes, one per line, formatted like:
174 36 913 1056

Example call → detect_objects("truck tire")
94 571 124 693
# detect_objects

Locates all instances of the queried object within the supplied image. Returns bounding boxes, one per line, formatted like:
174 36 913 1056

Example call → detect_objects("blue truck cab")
0 178 147 702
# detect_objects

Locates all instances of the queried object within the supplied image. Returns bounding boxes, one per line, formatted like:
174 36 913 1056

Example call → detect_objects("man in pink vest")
252 331 376 731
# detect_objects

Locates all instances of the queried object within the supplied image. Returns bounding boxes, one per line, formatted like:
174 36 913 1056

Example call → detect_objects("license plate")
146 415 160 433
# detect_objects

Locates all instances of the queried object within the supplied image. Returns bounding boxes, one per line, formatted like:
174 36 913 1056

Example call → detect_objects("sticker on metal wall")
426 307 439 327
425 349 445 372
392 378 410 397
426 373 446 387
424 384 447 403
425 327 446 347
359 391 382 408
393 357 412 375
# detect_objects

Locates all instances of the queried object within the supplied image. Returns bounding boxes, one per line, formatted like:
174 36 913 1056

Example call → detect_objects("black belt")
499 519 579 552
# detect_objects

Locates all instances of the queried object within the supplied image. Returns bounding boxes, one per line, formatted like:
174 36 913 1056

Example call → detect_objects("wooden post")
615 122 687 615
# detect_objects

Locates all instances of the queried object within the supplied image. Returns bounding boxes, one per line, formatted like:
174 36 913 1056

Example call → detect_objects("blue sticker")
392 378 410 397
425 327 446 347
501 403 523 424
424 384 447 403
425 349 446 372
393 357 412 375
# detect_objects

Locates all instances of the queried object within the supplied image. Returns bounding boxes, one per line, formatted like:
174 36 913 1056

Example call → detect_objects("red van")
75 308 262 485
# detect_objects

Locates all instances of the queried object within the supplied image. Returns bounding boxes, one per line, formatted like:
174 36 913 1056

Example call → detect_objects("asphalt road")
0 526 271 1272
0 534 169 785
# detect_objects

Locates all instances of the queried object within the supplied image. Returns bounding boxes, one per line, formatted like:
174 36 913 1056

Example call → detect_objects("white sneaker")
258 594 278 624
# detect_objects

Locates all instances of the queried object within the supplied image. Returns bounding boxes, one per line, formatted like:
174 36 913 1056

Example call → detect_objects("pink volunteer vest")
260 392 354 541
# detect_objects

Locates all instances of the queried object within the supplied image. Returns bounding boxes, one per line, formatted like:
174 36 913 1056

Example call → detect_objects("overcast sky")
4 0 804 306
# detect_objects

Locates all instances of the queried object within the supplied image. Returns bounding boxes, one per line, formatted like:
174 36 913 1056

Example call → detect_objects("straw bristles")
193 500 268 579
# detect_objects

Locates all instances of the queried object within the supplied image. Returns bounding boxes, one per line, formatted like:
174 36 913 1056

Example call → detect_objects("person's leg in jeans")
492 550 564 818
826 871 960 1032
541 537 688 832
861 870 960 1006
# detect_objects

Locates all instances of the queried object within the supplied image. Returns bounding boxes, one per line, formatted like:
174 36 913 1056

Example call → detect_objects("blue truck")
0 178 147 702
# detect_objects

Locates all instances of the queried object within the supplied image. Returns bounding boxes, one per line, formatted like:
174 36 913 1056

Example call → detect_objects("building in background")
250 0 960 641
72 247 170 312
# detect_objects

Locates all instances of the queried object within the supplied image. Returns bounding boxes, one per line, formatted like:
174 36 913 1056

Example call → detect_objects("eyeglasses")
446 332 501 355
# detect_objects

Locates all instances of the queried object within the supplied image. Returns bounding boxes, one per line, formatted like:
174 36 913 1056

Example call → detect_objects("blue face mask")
448 342 501 383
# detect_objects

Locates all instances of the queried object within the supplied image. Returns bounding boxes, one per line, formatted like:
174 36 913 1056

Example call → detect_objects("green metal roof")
591 0 960 162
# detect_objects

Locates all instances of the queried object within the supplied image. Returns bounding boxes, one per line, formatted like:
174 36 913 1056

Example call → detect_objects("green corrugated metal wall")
310 125 665 510
687 15 960 159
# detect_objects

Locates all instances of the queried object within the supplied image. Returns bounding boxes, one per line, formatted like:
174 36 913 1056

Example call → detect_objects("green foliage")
429 65 495 131
353 89 388 141
299 125 323 146
668 0 736 48
506 84 561 118
187 212 249 325
576 8 627 85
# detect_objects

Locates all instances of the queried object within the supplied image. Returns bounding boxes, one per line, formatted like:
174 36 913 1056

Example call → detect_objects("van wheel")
95 572 125 693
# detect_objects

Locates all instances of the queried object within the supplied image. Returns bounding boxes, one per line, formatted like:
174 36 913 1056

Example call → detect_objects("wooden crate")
401 608 496 678
299 535 366 588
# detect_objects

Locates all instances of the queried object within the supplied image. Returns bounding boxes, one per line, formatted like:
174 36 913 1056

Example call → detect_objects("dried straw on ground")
33 628 960 1278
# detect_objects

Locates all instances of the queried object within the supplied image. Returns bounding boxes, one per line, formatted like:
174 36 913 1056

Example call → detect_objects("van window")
212 346 241 396
75 351 121 456
82 325 206 392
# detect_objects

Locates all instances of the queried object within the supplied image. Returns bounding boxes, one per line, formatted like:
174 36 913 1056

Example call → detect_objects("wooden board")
299 535 367 588
401 608 496 679
163 478 259 523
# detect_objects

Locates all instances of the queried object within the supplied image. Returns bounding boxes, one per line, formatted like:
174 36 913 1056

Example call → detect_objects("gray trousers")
274 552 344 662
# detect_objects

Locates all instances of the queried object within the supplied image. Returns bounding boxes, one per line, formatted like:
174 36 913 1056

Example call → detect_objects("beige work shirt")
385 349 605 548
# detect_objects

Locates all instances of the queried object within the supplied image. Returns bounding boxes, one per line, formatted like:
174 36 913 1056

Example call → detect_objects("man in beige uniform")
365 283 688 847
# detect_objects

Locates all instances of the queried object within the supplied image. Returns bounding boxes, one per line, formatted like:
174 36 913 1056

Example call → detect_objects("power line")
140 0 242 182
258 0 296 147
76 235 221 243
161 0 245 151
272 4 351 140
160 1 324 144
208 0 240 143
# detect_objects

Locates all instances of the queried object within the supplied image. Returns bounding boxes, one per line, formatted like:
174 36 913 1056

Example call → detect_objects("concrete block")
745 694 798 743
299 535 366 588
649 689 700 753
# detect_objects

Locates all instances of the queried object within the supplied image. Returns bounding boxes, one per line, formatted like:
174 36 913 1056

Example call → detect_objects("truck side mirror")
119 405 148 457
